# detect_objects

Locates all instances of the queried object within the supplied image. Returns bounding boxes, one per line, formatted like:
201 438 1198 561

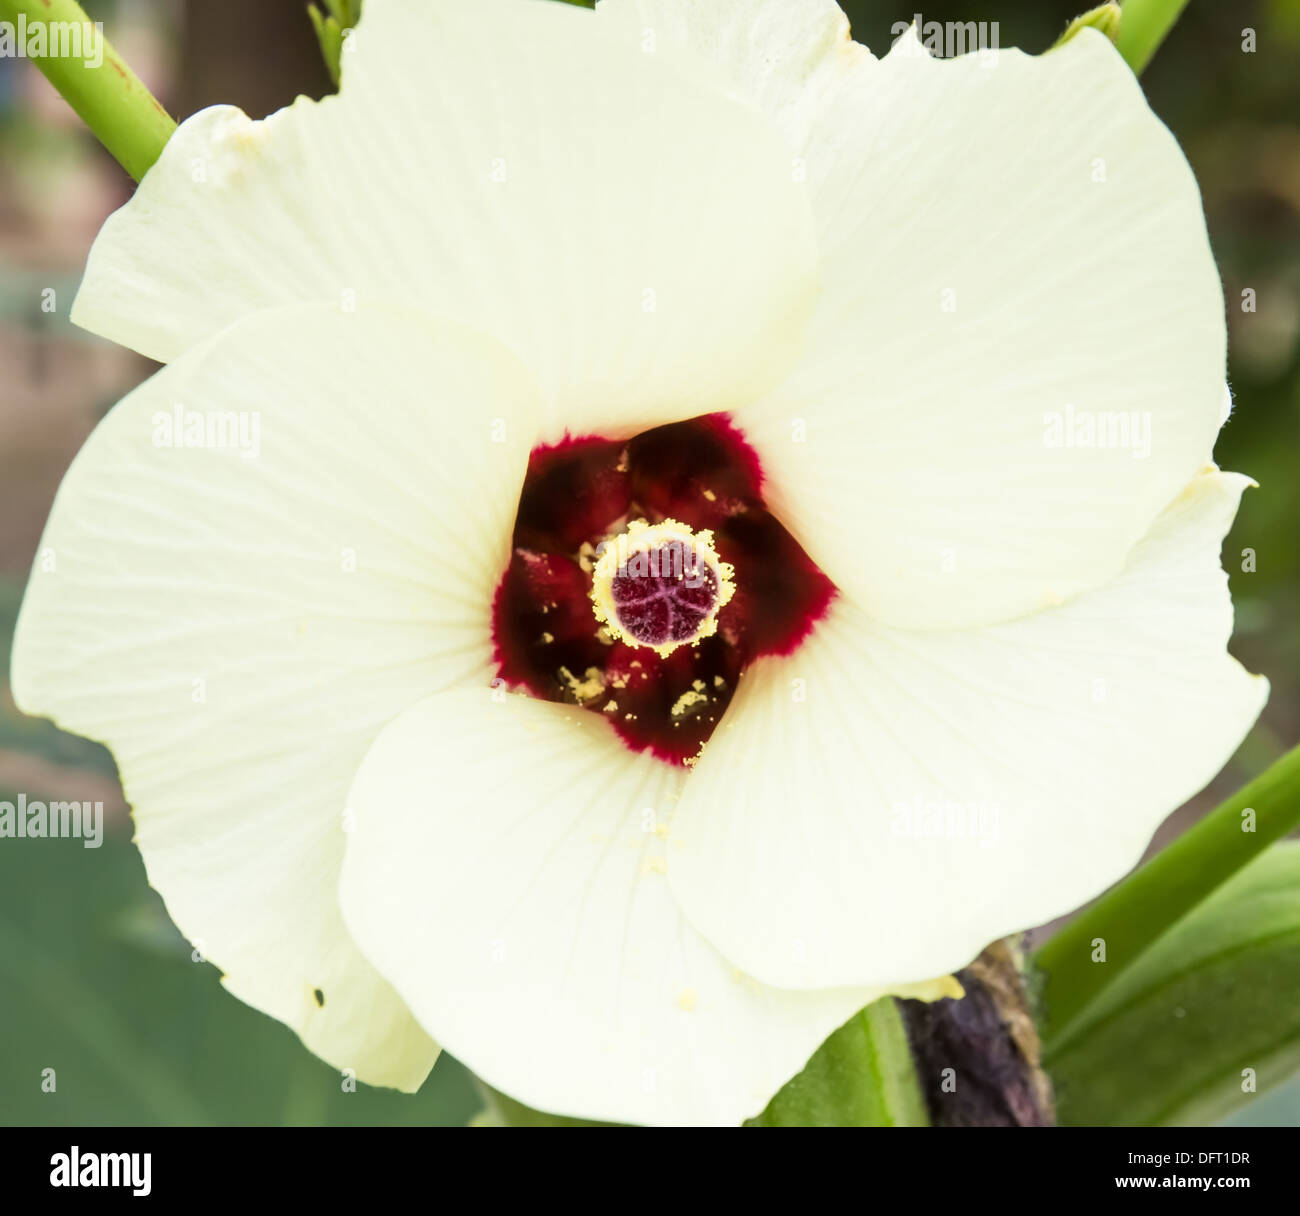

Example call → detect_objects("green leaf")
1044 843 1300 1126
748 998 928 1127
1035 742 1300 1043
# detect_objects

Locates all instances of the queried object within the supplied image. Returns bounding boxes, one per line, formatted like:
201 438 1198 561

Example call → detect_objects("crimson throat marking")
491 414 835 766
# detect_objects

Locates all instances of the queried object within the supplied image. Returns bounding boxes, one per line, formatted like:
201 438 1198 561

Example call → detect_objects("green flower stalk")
0 0 175 181
1115 0 1193 73
1054 4 1123 53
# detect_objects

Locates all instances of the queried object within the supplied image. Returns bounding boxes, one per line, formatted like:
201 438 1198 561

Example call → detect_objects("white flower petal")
337 686 944 1125
597 0 877 164
1220 383 1235 426
72 0 817 440
669 469 1267 990
607 9 1229 630
12 304 542 1089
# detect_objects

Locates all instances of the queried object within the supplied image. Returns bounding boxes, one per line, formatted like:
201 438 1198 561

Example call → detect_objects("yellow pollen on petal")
671 687 710 718
558 665 606 704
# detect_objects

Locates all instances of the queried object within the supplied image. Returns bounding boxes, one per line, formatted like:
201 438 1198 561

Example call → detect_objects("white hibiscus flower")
11 0 1266 1125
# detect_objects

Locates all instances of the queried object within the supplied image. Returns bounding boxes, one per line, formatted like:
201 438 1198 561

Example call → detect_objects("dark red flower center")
608 543 720 648
491 413 836 766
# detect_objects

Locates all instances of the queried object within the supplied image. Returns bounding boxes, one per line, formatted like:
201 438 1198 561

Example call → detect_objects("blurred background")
0 0 1296 1126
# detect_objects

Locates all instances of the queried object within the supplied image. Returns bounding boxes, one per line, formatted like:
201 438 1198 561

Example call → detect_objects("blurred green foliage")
0 741 480 1126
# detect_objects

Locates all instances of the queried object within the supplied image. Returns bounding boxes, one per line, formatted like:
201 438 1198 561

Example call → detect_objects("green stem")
1036 742 1300 1046
1053 4 1122 52
1115 0 1193 73
0 0 175 181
